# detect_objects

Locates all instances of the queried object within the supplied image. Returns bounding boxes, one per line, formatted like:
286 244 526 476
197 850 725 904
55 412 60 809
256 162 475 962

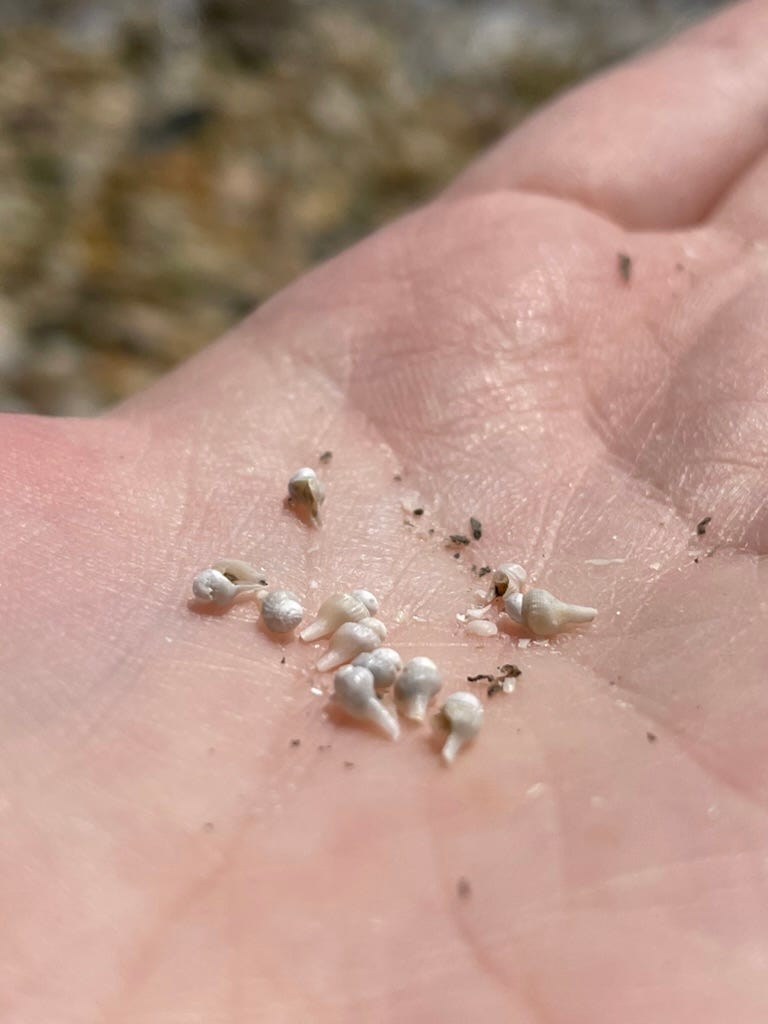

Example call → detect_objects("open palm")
3 3 768 1021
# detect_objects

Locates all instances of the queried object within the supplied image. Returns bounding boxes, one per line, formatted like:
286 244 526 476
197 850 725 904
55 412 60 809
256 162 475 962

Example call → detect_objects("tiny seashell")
192 567 265 606
316 620 382 672
192 568 237 605
433 691 484 764
359 616 387 640
491 563 528 598
353 647 402 693
333 665 400 740
465 619 498 637
503 590 523 624
259 589 304 633
465 604 494 620
350 589 379 615
520 588 597 637
394 656 442 722
287 467 325 525
211 558 268 586
299 592 369 642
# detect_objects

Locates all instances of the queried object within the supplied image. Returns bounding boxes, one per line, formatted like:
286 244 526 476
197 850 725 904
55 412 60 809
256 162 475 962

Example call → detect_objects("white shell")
192 568 237 605
359 616 387 640
491 563 528 598
299 592 369 642
192 567 266 606
503 590 523 624
465 619 498 637
394 656 442 722
259 589 304 633
211 558 268 586
332 665 400 740
350 589 379 615
353 647 402 693
434 691 484 764
464 603 494 620
521 588 597 637
316 620 382 672
288 467 325 525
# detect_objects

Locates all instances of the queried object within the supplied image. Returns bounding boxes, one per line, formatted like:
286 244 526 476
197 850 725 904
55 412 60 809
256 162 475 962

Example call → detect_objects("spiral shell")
299 592 369 642
259 589 304 633
520 588 596 637
316 620 382 672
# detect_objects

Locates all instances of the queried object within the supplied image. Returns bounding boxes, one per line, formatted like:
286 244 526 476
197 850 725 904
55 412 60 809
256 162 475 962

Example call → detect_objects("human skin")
2 1 768 1020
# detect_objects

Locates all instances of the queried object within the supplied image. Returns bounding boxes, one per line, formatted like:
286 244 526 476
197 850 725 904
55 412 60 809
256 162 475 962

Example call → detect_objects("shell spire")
316 620 382 672
299 592 369 643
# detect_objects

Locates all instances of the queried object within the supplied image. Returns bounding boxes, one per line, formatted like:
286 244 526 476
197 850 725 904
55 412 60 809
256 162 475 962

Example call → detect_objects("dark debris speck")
453 552 461 559
413 507 424 517
477 566 492 577
457 877 472 900
487 681 503 697
646 731 657 743
467 673 494 683
280 655 286 665
449 534 470 545
617 251 632 283
696 516 712 536
290 738 301 748
469 516 482 540
499 664 521 678
319 450 333 463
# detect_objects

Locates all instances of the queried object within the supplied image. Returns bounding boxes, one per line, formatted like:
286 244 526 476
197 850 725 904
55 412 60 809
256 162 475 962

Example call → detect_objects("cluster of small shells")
190 565 482 763
458 562 597 639
301 590 481 763
188 467 600 766
191 557 307 634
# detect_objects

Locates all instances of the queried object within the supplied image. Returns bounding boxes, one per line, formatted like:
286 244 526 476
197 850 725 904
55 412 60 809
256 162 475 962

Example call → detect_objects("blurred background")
0 0 724 414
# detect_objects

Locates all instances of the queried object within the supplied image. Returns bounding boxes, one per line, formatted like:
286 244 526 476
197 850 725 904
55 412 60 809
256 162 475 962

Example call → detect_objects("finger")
445 0 768 230
710 148 768 239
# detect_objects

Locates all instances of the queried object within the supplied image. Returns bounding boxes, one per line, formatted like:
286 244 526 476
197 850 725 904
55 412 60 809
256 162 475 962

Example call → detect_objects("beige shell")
521 588 597 637
299 592 369 642
287 467 325 525
490 562 527 599
316 620 382 672
212 558 268 586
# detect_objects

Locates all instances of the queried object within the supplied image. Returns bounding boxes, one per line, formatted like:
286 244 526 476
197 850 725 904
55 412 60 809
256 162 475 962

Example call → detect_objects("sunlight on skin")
2 2 768 1021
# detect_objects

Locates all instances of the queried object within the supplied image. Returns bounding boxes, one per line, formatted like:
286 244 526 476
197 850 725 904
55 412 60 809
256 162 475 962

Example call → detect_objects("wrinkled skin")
3 3 768 1020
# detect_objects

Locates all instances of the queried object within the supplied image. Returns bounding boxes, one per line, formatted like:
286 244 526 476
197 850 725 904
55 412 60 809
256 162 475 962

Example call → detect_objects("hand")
3 2 768 1019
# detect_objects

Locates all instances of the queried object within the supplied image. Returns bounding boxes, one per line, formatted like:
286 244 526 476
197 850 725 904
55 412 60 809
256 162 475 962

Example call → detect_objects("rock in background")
0 0 724 413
